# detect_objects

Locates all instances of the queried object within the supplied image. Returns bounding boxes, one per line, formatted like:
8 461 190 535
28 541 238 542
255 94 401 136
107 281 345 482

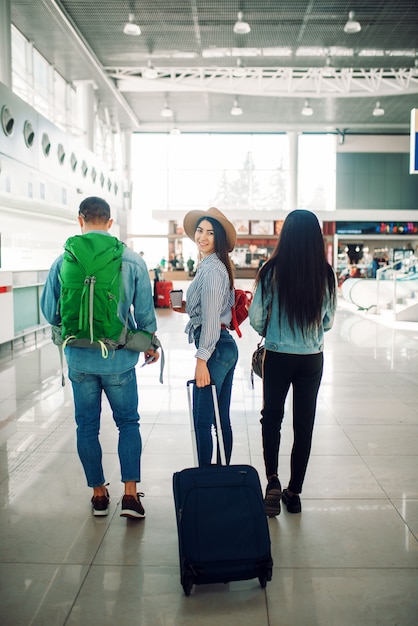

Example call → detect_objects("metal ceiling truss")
111 66 418 99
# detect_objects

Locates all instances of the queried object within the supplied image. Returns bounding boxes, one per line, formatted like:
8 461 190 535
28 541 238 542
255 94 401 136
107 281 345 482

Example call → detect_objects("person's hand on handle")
195 358 210 387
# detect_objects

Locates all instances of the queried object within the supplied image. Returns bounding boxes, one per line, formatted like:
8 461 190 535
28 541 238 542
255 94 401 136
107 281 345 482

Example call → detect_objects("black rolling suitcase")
173 380 273 596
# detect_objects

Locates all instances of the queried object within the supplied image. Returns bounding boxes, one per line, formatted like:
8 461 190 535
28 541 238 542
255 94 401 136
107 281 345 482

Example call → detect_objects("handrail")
376 254 417 314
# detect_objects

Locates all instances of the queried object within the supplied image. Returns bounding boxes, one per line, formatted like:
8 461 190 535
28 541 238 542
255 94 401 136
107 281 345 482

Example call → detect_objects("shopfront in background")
332 221 418 282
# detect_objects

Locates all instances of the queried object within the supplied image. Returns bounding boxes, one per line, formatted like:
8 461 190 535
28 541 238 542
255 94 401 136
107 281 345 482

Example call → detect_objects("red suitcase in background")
155 280 173 308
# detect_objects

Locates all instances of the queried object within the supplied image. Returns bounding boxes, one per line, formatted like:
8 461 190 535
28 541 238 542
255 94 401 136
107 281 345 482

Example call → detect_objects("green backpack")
52 232 164 385
58 233 126 353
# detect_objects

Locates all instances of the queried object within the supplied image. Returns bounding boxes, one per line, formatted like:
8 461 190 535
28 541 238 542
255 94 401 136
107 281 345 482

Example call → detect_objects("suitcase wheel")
182 574 194 597
259 574 268 589
258 565 273 588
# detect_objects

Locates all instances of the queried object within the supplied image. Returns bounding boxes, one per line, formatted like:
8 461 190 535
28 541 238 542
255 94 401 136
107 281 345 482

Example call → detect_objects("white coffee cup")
170 289 183 308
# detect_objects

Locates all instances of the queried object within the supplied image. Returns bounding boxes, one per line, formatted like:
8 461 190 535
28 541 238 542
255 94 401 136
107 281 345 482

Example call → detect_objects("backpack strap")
230 304 242 338
121 315 165 384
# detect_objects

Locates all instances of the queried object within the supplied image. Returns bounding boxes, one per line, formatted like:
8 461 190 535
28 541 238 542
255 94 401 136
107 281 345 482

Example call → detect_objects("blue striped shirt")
185 253 235 361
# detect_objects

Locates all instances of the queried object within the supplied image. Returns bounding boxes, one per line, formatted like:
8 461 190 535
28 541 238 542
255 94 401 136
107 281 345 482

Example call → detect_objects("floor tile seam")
271 496 393 499
311 424 418 456
0 341 51 370
357 454 414 502
140 421 160 450
386 495 418 543
0 436 84 484
267 565 418 571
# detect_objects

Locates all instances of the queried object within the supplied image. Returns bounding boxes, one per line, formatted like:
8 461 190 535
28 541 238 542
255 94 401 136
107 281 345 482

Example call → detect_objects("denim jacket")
40 231 157 374
248 273 337 355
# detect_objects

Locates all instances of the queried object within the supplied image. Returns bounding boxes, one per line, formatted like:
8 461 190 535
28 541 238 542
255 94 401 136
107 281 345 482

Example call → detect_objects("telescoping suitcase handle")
186 379 227 467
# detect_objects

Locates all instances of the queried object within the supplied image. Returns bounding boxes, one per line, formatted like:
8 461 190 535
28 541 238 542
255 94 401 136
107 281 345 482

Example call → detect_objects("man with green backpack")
41 197 160 519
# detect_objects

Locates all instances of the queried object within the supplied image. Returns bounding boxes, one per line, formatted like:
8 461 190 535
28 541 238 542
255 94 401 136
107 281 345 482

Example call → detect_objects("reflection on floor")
0 280 418 626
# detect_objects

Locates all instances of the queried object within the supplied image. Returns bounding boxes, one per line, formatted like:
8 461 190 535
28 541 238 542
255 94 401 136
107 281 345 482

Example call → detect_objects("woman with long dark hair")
176 207 239 466
249 209 337 516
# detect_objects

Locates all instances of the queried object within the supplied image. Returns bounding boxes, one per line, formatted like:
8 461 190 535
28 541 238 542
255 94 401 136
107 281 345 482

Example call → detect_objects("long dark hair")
256 209 336 334
196 216 234 289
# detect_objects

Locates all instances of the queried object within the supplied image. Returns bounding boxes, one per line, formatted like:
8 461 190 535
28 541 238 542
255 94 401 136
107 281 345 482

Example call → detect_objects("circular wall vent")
70 152 77 171
42 133 51 156
23 120 35 147
81 160 88 177
114 182 118 195
107 177 112 191
57 143 66 164
100 172 105 187
91 167 97 182
1 105 15 136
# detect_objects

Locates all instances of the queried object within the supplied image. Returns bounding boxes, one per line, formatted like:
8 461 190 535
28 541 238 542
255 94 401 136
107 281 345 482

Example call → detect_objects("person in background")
187 256 195 277
41 197 159 519
173 207 239 466
249 209 337 517
177 254 185 271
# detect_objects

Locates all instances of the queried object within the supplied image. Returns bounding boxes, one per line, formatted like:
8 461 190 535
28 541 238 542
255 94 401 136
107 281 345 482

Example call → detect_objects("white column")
76 80 96 152
288 131 299 212
0 0 12 88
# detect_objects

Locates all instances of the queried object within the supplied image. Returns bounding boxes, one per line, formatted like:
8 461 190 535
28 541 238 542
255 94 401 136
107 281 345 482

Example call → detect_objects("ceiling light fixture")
232 58 246 77
230 99 243 116
123 13 141 36
161 102 173 118
170 127 181 136
143 59 158 79
233 11 251 35
301 100 313 116
372 101 385 116
344 10 361 34
323 56 335 77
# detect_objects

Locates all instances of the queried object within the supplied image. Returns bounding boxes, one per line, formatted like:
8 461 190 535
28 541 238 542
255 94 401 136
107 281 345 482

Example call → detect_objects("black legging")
261 350 323 494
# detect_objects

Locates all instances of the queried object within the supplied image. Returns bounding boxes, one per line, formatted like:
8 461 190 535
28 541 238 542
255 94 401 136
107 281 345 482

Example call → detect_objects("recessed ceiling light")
123 13 141 36
344 10 361 34
233 11 251 35
230 99 243 116
301 100 313 116
143 60 158 79
372 101 385 116
232 58 246 78
161 103 173 118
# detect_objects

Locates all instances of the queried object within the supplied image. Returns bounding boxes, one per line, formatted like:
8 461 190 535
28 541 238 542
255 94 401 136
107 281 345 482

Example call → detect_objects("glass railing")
376 255 418 315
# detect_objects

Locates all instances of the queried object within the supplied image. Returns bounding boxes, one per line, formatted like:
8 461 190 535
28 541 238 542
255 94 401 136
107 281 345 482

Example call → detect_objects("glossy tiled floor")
0 280 418 626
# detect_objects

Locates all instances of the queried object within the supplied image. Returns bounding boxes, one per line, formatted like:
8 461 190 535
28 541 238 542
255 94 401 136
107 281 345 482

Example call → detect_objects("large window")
131 132 336 264
131 132 290 226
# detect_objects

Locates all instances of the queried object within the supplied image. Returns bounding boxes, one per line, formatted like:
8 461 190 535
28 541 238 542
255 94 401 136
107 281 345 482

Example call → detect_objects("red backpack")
229 289 253 338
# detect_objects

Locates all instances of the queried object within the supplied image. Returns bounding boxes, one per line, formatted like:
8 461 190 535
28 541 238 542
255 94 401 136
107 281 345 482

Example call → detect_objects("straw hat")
183 207 237 252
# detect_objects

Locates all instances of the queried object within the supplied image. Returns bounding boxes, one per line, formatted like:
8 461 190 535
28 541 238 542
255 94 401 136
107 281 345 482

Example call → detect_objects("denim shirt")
249 273 337 355
40 231 157 374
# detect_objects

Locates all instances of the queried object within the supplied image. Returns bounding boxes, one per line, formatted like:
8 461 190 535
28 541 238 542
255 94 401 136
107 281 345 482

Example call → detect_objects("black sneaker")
120 492 145 519
282 488 302 514
264 477 282 517
91 488 110 517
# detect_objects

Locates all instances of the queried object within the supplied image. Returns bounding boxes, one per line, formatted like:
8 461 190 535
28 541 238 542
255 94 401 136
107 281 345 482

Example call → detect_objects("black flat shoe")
282 489 301 514
264 477 282 517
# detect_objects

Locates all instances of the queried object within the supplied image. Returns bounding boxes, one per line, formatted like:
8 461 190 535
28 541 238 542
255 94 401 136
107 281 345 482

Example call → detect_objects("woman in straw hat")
177 207 239 466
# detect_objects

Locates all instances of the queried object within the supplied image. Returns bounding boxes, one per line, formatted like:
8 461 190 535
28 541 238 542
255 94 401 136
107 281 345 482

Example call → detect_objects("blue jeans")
193 329 238 466
68 367 141 487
